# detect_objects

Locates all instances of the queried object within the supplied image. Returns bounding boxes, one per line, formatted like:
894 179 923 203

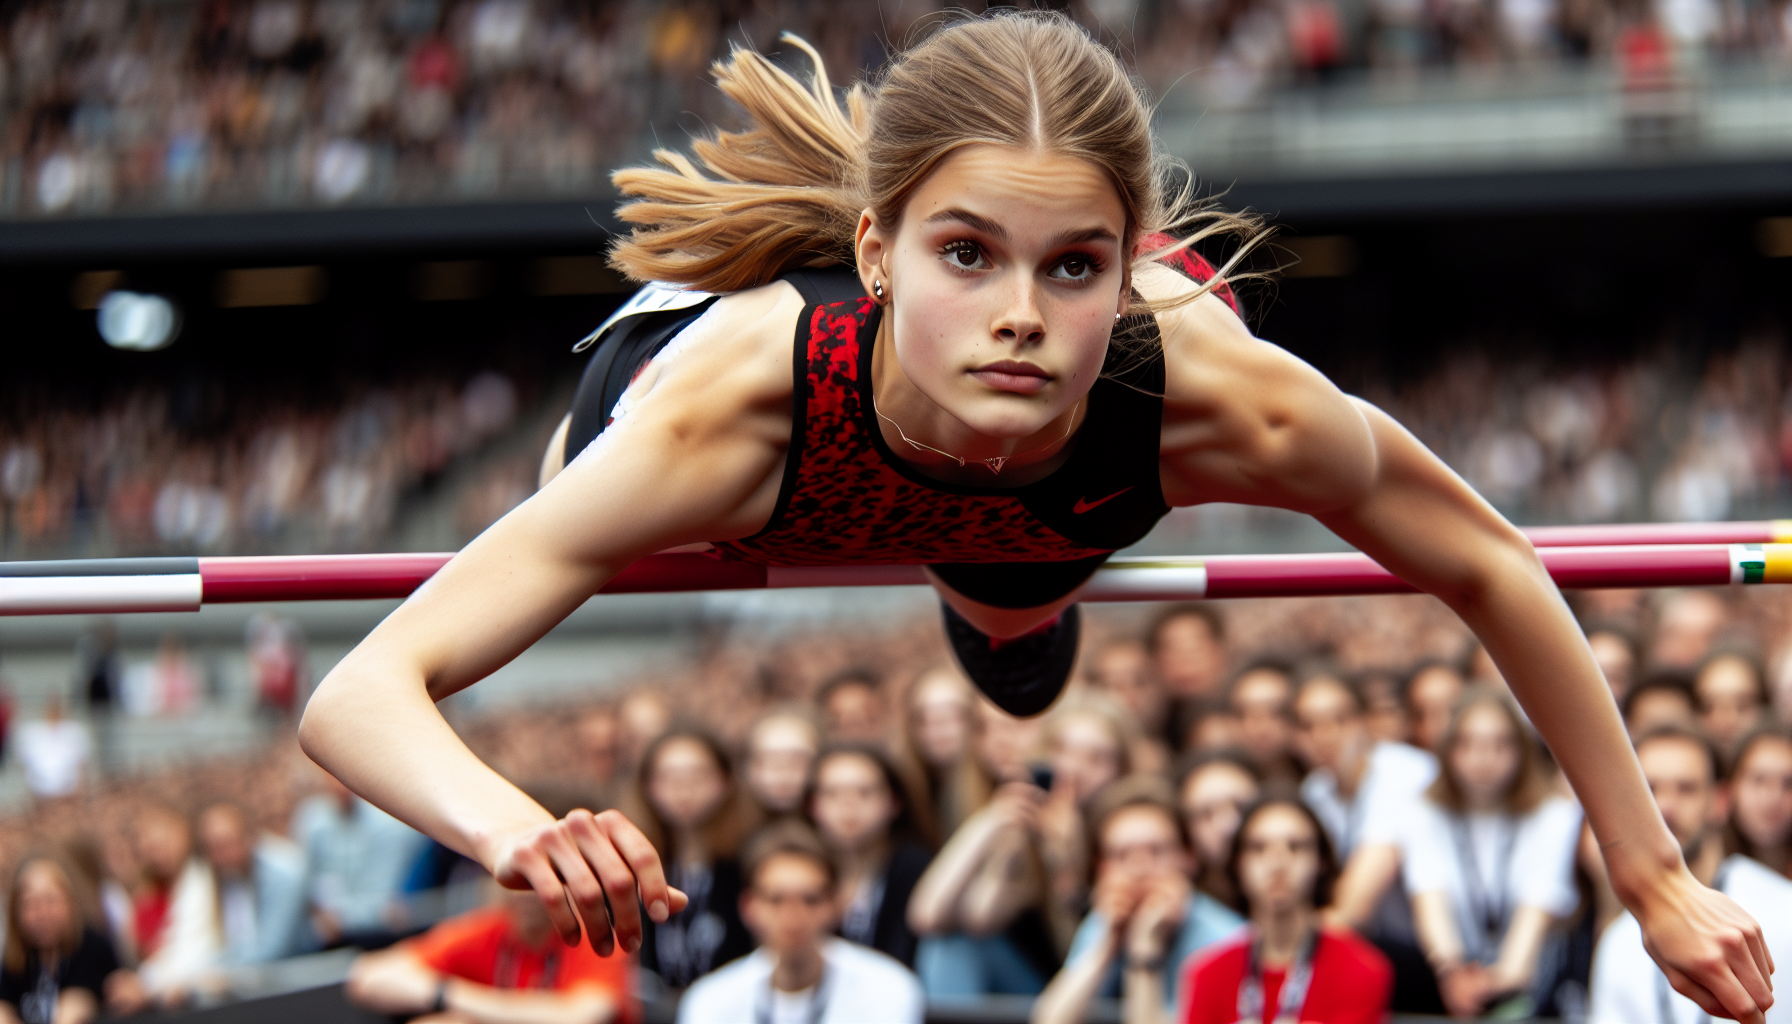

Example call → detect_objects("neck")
838 837 890 885
675 828 708 867
1688 833 1727 887
1254 905 1315 968
870 315 1081 486
771 944 825 992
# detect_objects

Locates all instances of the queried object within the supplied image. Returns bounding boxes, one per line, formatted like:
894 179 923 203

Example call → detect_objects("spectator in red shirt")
1180 796 1391 1024
346 879 634 1024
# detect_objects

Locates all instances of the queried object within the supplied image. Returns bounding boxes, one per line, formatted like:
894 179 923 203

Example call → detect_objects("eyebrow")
924 208 1118 249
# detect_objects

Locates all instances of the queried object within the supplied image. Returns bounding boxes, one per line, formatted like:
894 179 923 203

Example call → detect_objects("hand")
487 808 689 956
103 969 150 1016
1629 865 1775 1024
311 908 343 947
1438 962 1493 1019
1125 874 1192 967
1092 874 1145 926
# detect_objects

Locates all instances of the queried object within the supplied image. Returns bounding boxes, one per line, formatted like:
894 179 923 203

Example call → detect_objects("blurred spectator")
1591 726 1792 1024
1179 796 1393 1024
1695 651 1769 757
1228 661 1301 784
806 745 931 966
1 855 146 1024
1032 777 1244 1024
677 820 924 1024
617 689 672 778
0 680 10 767
972 699 1042 787
1624 671 1699 739
246 614 307 719
71 621 118 772
347 877 634 1024
626 729 754 989
899 668 987 839
1292 671 1437 984
1148 606 1228 701
130 804 221 1002
908 783 1059 999
1087 638 1173 774
1177 751 1263 909
149 634 201 717
15 697 89 803
1585 625 1641 706
1727 726 1792 878
1177 698 1245 753
292 772 429 950
1406 662 1468 754
1404 688 1582 1018
817 669 887 746
1650 590 1728 670
1356 671 1410 746
196 802 308 967
575 704 622 805
743 707 822 819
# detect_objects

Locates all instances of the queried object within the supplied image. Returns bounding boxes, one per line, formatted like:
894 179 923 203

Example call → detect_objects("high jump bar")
4 538 1791 616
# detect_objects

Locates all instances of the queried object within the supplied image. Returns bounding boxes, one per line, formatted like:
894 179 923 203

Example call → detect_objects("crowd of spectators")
4 0 1791 221
0 368 533 558
5 580 1792 1023
9 331 1792 563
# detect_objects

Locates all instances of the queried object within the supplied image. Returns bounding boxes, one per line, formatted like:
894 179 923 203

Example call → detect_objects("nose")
993 275 1045 347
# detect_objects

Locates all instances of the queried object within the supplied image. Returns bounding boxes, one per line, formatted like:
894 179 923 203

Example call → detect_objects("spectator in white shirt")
1727 726 1792 879
15 697 90 801
677 820 923 1024
1293 671 1440 1012
1591 726 1792 1024
1403 687 1583 1019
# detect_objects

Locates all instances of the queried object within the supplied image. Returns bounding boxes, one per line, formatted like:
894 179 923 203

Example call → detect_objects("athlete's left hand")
1633 865 1774 1024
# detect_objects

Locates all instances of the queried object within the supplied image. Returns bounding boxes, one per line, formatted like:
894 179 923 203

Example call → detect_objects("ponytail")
608 36 870 293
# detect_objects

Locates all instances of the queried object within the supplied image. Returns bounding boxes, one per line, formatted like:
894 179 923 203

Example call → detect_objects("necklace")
875 402 1081 475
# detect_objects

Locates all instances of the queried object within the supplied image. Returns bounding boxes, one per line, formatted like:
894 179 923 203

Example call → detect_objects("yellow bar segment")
1765 544 1792 583
1773 521 1792 544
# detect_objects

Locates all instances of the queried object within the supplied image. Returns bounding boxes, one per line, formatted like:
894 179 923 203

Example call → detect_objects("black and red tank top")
565 237 1238 609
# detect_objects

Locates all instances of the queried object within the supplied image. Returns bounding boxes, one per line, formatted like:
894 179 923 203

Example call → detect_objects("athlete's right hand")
488 808 688 957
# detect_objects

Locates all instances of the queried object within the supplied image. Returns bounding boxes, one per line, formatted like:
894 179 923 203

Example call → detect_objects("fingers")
1743 922 1776 1010
596 809 675 924
511 850 583 948
566 810 638 955
1662 961 1763 1024
541 823 614 956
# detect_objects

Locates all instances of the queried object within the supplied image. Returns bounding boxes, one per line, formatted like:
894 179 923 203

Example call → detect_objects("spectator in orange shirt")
347 788 635 1024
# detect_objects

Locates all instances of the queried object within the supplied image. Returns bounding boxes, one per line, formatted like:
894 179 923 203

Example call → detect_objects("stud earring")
873 280 886 301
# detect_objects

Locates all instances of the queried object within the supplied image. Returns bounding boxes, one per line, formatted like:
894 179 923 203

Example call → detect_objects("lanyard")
1236 929 1319 1024
1655 861 1733 1024
754 964 831 1024
1448 814 1518 963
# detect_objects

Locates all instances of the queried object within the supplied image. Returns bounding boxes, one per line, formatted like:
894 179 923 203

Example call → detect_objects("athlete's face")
857 144 1129 440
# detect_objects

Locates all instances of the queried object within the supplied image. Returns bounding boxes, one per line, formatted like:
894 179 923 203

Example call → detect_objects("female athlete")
299 13 1774 1020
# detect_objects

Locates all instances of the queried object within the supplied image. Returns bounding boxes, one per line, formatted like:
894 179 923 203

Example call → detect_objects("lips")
969 360 1052 394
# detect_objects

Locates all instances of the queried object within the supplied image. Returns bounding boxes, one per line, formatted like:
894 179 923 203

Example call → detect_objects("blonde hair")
610 12 1268 304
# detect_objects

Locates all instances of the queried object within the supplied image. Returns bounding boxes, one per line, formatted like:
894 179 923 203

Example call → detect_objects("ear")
856 209 890 303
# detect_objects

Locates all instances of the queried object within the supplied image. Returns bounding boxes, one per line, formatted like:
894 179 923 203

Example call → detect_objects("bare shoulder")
1135 262 1375 512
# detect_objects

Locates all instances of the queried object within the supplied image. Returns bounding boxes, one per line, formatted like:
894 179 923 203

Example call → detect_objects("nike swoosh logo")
1073 487 1133 514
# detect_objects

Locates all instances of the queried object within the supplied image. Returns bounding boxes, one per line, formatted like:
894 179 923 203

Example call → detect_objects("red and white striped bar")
5 542 1792 616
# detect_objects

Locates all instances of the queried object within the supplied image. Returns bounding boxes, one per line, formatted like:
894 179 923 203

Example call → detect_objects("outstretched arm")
300 284 802 957
1149 265 1774 1023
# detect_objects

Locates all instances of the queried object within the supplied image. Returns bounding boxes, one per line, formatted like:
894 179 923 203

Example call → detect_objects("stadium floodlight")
96 290 181 351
